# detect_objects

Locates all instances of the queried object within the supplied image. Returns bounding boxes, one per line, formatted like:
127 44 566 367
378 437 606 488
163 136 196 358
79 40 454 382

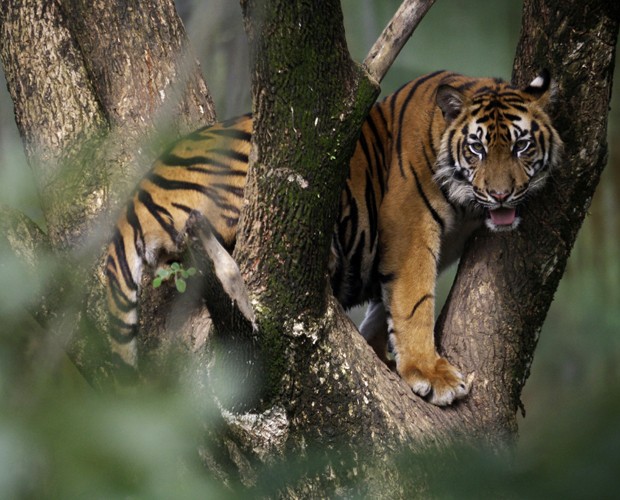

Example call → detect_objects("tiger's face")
434 72 562 231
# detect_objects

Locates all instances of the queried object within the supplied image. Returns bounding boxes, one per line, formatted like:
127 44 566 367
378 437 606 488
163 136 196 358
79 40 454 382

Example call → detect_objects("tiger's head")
434 72 562 231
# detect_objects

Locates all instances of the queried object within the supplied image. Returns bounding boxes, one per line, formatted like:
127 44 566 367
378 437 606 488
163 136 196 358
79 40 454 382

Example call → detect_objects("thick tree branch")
0 0 109 250
236 0 379 398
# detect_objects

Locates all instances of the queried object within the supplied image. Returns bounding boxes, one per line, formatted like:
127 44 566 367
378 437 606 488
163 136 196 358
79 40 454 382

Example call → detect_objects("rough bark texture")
235 0 379 398
0 0 109 250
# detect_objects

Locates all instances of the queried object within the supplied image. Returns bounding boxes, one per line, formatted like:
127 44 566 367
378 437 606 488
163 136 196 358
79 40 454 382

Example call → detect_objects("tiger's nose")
489 190 510 202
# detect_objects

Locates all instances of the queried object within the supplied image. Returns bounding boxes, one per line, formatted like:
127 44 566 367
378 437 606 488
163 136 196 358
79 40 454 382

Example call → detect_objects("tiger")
105 70 561 405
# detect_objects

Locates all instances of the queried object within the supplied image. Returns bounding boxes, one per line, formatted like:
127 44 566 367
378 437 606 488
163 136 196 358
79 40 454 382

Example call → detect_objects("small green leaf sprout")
153 262 197 293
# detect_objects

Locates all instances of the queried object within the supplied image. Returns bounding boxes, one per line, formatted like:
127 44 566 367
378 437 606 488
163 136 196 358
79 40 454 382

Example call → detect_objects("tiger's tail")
104 226 143 368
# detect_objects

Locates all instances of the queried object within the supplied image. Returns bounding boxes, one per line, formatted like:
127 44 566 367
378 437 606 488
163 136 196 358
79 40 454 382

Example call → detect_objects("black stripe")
378 272 395 284
209 148 249 164
342 231 366 308
396 71 447 178
445 129 456 167
208 128 252 142
183 166 247 177
500 91 526 99
161 153 232 170
365 112 385 165
372 140 386 198
185 120 252 142
211 183 244 198
374 104 391 145
484 100 510 111
407 294 433 320
473 85 494 95
410 162 445 232
428 110 439 158
125 200 145 260
339 185 358 255
455 81 476 93
503 113 522 122
358 128 374 177
107 272 137 313
365 111 387 197
108 316 138 343
146 172 239 213
422 143 436 175
171 202 192 214
111 232 138 291
538 128 547 160
364 168 378 249
147 172 218 197
137 189 178 242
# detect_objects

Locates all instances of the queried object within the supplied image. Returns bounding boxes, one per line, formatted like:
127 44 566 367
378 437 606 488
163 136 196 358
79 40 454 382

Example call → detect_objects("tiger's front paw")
399 356 472 406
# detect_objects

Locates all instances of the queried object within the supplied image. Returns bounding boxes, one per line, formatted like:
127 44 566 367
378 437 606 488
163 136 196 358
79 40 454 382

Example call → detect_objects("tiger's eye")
513 139 531 154
468 142 485 155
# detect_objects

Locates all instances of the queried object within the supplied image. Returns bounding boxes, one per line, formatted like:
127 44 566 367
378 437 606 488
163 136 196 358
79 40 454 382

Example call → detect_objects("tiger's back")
105 115 252 364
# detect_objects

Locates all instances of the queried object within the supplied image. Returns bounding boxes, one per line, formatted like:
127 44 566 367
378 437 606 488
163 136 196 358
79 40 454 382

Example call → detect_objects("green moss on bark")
235 1 379 403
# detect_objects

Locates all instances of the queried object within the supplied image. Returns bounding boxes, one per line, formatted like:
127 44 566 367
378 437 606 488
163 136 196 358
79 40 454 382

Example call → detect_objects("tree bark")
234 0 378 397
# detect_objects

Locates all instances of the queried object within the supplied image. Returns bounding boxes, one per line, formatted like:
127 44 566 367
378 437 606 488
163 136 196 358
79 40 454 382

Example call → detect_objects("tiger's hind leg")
359 300 396 370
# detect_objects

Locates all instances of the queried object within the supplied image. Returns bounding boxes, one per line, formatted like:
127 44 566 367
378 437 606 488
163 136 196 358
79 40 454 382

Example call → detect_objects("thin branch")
363 0 436 83
185 211 256 333
0 204 55 325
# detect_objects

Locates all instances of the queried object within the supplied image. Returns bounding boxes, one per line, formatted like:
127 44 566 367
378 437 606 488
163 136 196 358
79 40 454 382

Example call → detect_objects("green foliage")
153 262 197 293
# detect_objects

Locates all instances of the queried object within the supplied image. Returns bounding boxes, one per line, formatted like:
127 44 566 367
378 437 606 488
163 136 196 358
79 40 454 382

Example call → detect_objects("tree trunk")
234 0 378 399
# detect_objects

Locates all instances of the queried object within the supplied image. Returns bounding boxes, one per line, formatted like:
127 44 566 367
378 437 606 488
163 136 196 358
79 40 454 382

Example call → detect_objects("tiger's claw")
400 357 473 406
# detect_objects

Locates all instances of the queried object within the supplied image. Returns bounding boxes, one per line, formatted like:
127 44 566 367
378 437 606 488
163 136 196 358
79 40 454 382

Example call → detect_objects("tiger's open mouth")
488 207 516 226
486 206 520 231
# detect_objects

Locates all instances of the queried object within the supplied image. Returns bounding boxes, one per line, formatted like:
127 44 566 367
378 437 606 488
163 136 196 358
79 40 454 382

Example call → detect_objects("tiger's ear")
523 69 557 107
436 85 466 122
